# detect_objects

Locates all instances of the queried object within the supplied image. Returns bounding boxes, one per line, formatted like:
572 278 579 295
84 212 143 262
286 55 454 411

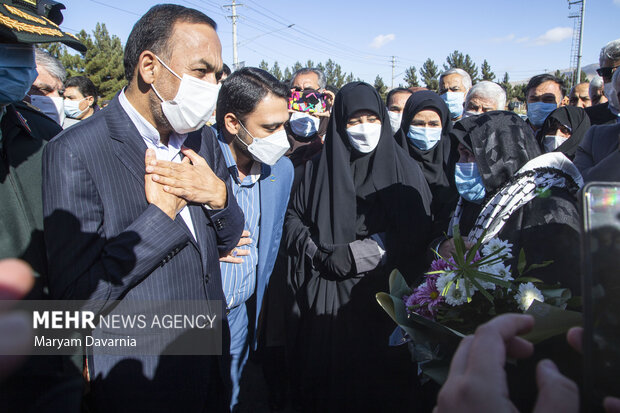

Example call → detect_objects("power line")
85 0 141 16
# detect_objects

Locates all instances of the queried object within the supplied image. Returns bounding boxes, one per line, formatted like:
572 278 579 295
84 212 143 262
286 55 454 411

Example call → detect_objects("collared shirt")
218 134 261 308
118 89 196 240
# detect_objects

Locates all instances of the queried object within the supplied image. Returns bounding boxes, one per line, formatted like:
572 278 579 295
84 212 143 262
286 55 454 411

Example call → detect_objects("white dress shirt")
118 89 197 240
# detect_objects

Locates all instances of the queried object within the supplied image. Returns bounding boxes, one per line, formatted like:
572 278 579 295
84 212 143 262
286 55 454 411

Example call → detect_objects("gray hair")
590 75 604 89
599 38 620 64
289 67 327 90
465 81 506 110
35 48 67 84
439 68 472 91
613 67 620 91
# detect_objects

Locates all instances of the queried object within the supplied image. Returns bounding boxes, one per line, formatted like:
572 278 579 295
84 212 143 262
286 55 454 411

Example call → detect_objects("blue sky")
58 0 618 86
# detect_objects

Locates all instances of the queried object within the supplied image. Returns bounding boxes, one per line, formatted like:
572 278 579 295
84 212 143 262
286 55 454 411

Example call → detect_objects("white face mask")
64 97 87 119
543 135 568 152
289 111 320 137
237 120 290 166
151 55 220 134
30 94 64 125
387 110 402 135
346 122 382 153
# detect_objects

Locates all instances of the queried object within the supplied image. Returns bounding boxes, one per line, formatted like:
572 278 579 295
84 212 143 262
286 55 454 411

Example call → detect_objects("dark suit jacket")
574 122 620 181
585 102 617 126
42 96 244 412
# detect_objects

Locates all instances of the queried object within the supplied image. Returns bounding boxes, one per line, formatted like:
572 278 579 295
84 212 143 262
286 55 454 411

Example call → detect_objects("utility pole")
224 0 243 69
390 56 396 89
568 0 586 87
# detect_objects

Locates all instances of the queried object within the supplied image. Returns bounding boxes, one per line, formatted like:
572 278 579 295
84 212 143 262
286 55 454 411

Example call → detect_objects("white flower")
443 279 470 306
436 272 455 293
515 282 544 311
439 276 476 306
493 263 514 282
476 263 513 290
481 238 514 259
476 265 498 290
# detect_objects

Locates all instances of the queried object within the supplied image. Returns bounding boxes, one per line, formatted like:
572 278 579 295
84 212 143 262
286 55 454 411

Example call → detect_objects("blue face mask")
407 125 442 151
0 44 38 105
440 91 465 119
454 162 486 203
527 102 557 127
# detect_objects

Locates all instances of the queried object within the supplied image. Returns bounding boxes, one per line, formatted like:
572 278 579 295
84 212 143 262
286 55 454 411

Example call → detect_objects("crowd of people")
1 1 620 412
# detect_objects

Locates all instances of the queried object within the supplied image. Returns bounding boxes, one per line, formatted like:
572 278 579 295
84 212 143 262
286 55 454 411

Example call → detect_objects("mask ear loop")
235 118 255 148
151 54 183 102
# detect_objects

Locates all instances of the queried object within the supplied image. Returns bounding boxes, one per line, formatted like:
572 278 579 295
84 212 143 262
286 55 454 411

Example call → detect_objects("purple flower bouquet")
377 227 581 384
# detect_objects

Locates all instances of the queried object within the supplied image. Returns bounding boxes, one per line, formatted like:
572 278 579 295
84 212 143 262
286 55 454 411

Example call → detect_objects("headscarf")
306 82 432 245
537 106 591 159
394 90 453 190
451 111 542 195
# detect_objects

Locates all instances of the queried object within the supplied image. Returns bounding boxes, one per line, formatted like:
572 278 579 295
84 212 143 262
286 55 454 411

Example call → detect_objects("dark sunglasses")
596 65 620 78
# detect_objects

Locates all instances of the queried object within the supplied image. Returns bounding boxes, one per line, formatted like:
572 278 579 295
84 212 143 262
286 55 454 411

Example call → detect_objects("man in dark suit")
585 38 620 126
575 69 620 182
42 4 244 412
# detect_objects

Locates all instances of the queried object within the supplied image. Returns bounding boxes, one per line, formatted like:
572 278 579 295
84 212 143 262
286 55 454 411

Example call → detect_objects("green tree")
345 72 356 84
481 60 495 81
500 72 513 100
259 60 269 71
306 59 315 68
374 75 388 101
271 61 283 81
420 58 439 91
324 59 346 88
444 50 479 83
84 23 125 100
404 66 420 87
570 70 588 86
283 67 292 82
513 83 527 102
291 61 303 73
553 70 570 95
45 24 124 100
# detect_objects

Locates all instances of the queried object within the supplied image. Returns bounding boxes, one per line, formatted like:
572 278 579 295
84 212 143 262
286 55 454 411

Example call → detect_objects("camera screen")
584 184 620 404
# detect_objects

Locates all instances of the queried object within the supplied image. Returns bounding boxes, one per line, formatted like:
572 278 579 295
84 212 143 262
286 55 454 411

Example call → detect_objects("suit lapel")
104 96 203 251
105 97 148 185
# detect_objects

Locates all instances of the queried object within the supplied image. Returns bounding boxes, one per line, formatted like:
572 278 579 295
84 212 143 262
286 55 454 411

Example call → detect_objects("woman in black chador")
394 90 458 237
441 111 582 293
283 82 433 411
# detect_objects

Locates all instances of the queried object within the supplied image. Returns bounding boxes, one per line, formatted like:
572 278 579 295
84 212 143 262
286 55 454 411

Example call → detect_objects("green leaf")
465 274 494 302
517 248 527 276
520 301 582 343
452 226 466 266
524 260 554 274
388 269 413 299
470 270 512 289
514 276 544 283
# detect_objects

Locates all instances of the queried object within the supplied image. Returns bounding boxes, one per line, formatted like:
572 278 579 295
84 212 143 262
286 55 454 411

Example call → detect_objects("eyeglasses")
596 65 620 79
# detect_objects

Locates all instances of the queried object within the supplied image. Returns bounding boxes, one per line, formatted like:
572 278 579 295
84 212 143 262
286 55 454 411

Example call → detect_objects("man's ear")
224 113 241 136
137 50 158 85
86 95 95 108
